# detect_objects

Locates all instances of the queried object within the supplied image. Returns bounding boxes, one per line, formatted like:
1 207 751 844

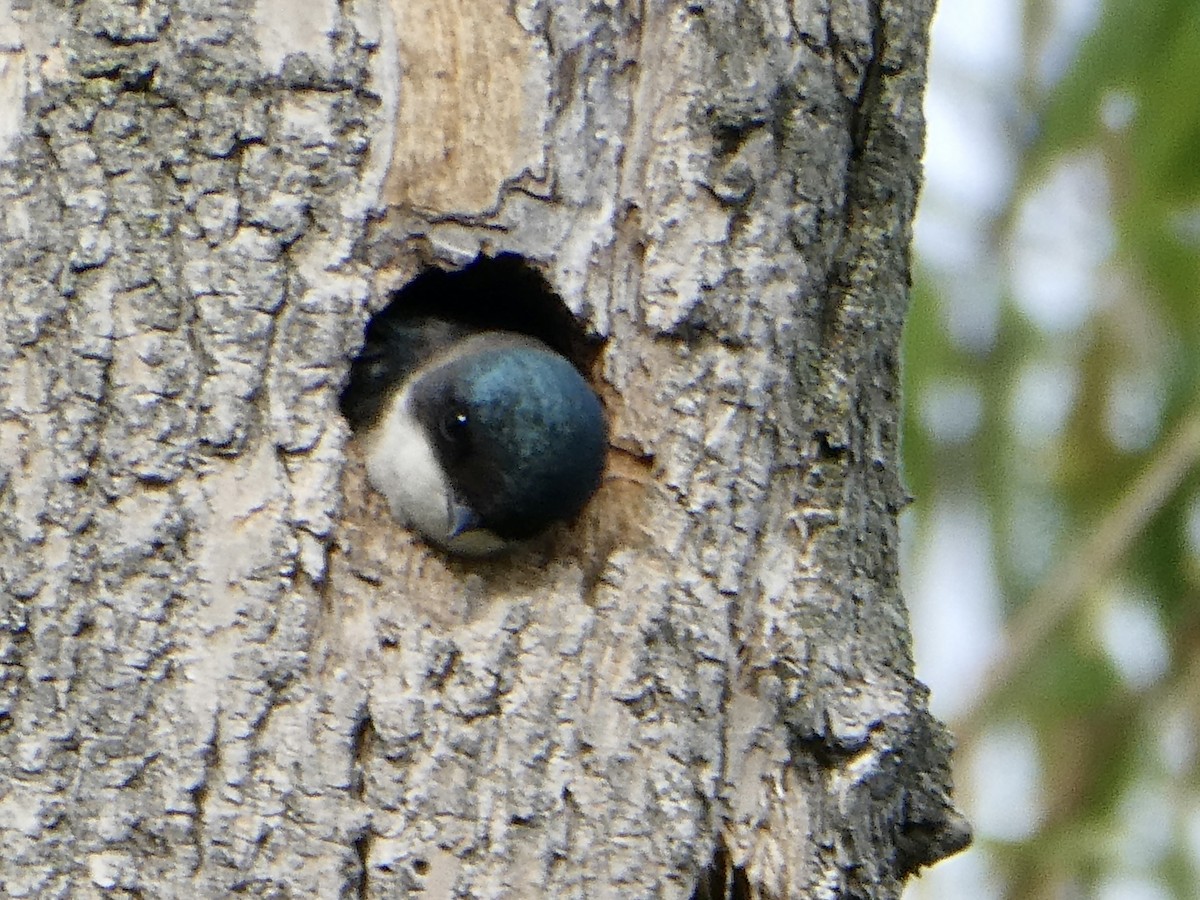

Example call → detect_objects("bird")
341 312 608 555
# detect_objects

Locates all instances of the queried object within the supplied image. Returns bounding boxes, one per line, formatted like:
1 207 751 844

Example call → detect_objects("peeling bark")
0 1 968 898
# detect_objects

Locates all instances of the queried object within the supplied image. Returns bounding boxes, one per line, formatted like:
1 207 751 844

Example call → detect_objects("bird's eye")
439 409 470 446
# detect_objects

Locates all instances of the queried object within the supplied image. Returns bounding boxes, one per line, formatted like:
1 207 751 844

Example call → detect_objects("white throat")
364 388 455 542
363 389 509 555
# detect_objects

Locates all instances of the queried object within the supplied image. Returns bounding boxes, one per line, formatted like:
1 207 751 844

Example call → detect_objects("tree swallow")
341 313 608 555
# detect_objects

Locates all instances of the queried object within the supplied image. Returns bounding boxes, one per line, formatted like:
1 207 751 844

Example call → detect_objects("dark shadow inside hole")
340 253 602 431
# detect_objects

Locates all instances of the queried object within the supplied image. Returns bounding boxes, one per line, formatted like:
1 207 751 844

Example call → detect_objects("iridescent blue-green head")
362 330 607 555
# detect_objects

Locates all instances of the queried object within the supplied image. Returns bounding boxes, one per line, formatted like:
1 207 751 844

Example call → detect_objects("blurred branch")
952 409 1200 749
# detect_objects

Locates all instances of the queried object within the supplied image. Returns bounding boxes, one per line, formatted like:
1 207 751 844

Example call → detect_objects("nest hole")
340 253 603 430
369 253 598 368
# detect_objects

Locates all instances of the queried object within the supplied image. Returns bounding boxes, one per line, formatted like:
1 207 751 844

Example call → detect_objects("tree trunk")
0 1 969 898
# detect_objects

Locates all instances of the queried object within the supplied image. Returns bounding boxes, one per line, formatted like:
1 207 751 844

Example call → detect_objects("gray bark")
0 1 969 898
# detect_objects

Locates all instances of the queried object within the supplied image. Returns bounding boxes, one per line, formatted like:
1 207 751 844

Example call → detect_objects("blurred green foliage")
904 2 1200 898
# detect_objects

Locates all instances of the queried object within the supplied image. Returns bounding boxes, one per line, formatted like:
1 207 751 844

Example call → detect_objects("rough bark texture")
0 1 969 898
